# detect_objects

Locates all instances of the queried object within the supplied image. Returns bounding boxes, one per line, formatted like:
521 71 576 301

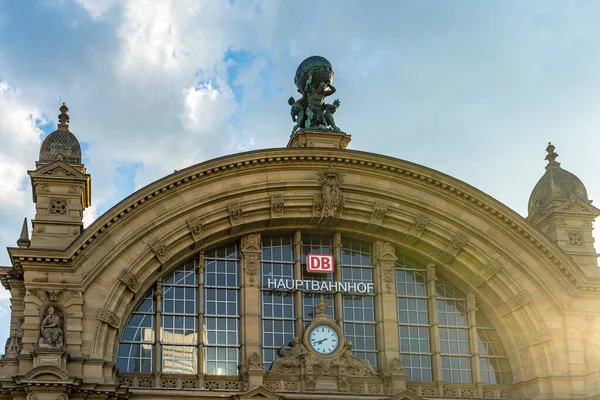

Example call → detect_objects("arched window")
117 232 511 387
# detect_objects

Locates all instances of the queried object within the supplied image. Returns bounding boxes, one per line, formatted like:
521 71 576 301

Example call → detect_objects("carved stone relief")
98 307 121 329
186 216 205 242
270 194 285 218
45 289 62 302
507 291 531 311
149 239 170 264
49 198 68 215
314 166 345 218
410 213 429 237
228 201 244 226
118 269 140 293
370 201 388 225
375 241 398 293
241 234 261 285
479 258 502 282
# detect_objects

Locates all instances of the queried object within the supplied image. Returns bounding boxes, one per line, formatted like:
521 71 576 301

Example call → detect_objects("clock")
308 324 339 355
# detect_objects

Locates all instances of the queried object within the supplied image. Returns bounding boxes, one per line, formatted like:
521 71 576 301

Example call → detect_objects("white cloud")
75 0 117 19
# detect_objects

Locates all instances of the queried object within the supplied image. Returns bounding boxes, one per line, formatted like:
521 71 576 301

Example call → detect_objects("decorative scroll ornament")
315 166 345 218
507 290 531 311
186 216 205 242
388 357 404 375
39 306 64 348
241 234 261 285
98 307 121 329
370 201 388 225
270 194 285 218
149 239 170 264
118 269 140 293
228 201 244 226
45 289 62 302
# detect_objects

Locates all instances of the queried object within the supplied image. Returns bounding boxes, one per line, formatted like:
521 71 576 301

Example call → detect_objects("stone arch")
69 148 581 388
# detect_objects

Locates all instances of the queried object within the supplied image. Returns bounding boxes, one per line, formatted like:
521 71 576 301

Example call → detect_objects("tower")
527 143 599 268
27 103 91 249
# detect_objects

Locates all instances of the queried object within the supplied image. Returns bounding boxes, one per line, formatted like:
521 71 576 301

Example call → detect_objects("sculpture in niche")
288 56 342 133
39 306 64 348
269 337 308 374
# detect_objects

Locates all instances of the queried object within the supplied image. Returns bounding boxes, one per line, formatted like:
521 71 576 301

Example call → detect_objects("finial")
58 102 70 131
545 142 560 169
17 218 31 248
317 295 327 314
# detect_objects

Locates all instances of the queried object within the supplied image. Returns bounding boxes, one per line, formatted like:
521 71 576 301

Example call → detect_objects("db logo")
307 254 334 273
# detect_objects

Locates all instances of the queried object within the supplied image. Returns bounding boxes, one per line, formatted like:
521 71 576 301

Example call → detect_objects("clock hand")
314 338 328 345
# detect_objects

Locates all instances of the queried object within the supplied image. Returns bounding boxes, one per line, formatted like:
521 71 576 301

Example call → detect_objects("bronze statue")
40 306 64 347
288 56 342 133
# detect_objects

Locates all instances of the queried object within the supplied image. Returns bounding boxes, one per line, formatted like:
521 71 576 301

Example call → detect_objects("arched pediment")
23 147 595 386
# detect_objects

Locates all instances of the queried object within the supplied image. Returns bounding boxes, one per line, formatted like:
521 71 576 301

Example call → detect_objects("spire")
57 102 70 131
17 218 30 248
545 142 561 170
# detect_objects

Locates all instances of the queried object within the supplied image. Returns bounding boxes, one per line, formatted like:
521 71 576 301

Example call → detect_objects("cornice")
5 147 599 293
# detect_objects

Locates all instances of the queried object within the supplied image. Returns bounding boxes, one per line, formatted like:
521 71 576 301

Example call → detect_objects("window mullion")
154 279 162 377
333 232 343 332
293 230 303 334
426 264 442 385
467 293 481 384
197 254 204 385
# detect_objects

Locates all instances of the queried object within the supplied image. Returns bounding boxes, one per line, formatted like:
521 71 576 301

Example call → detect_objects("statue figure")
304 72 336 129
40 306 64 347
324 100 341 132
388 356 404 375
288 56 343 133
288 96 306 133
269 337 308 374
341 342 377 376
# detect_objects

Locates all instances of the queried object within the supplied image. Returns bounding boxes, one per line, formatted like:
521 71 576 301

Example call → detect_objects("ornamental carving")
388 356 404 375
315 166 344 218
370 201 388 225
43 166 75 176
568 231 584 247
68 184 83 194
186 216 205 242
270 194 285 218
49 198 68 215
467 294 478 313
507 290 531 311
427 264 437 282
241 234 261 285
118 269 140 293
45 289 62 302
269 337 308 374
375 241 397 293
245 351 264 372
528 327 551 345
35 183 50 193
447 232 468 254
479 258 502 282
228 201 244 226
39 305 64 348
98 307 121 328
410 213 429 237
149 239 170 264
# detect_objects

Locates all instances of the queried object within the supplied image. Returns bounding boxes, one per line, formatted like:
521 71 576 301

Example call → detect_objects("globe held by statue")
294 56 334 92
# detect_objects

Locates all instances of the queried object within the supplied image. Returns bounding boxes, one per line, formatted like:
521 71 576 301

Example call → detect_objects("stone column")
240 234 264 388
197 253 205 388
333 232 343 331
426 264 442 389
293 231 303 335
154 278 162 387
373 241 400 374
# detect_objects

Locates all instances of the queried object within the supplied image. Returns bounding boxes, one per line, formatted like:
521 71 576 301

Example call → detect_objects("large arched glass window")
395 254 511 384
117 245 240 375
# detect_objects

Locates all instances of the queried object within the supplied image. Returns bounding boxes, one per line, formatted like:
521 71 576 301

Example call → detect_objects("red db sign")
307 254 334 273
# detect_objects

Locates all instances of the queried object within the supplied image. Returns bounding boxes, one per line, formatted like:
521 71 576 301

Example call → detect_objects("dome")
294 55 334 92
38 103 82 164
527 143 589 214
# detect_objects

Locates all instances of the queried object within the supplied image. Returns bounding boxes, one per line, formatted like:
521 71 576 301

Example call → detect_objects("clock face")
309 325 339 355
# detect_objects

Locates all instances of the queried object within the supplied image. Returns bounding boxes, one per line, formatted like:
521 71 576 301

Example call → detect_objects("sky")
0 0 599 348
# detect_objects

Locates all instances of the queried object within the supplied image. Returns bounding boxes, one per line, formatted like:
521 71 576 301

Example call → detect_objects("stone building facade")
1 104 600 400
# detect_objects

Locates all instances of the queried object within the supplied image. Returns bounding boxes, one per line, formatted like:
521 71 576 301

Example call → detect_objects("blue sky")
1 0 600 348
